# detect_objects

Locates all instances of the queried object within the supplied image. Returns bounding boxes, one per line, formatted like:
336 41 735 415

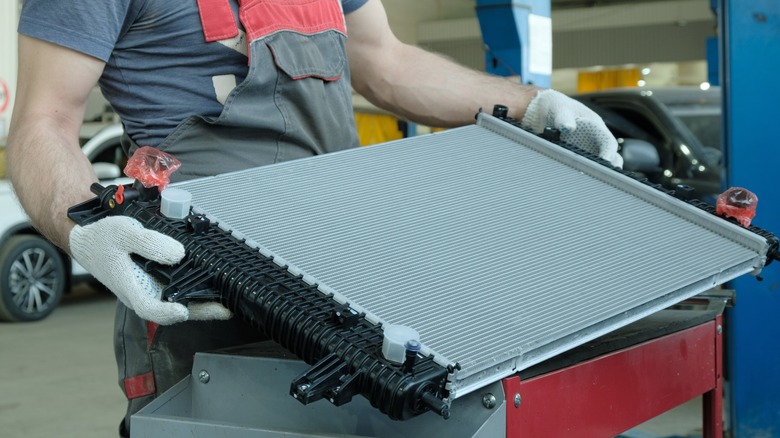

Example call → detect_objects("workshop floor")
0 284 714 438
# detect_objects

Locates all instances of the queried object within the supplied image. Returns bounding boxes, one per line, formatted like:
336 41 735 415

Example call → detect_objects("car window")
657 89 722 151
580 100 668 162
672 112 721 151
600 105 664 144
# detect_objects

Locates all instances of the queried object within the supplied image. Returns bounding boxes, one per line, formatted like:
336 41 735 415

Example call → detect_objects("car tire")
0 235 66 322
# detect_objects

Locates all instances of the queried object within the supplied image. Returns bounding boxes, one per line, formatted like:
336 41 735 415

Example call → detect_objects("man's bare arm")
7 36 106 252
346 0 541 128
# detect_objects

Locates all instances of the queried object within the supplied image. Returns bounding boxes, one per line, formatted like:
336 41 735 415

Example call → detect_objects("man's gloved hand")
521 89 623 168
70 216 232 325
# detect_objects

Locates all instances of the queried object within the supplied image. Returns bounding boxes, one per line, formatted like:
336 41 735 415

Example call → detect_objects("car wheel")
0 235 66 322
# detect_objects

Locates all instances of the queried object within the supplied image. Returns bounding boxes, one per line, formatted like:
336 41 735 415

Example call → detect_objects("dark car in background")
574 86 722 202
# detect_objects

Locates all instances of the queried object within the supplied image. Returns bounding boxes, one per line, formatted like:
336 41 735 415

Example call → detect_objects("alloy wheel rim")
8 248 59 315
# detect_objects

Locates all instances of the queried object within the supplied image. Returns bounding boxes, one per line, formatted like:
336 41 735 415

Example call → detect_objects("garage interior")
1 0 779 437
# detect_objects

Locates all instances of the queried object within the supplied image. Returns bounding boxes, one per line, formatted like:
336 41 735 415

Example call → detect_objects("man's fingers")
120 265 189 324
105 216 186 265
132 227 186 265
127 291 189 325
188 302 233 321
551 109 577 133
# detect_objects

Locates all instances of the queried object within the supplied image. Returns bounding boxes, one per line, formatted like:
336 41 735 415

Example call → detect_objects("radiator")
69 112 777 421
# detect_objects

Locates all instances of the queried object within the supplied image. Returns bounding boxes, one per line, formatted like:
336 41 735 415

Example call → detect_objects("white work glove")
521 89 623 168
70 216 232 325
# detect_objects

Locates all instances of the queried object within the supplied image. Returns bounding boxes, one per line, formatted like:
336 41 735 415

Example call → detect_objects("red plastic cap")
716 187 758 227
124 146 182 191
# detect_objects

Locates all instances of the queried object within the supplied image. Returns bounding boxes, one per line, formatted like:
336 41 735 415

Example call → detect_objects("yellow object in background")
0 147 5 179
354 113 405 146
577 68 641 93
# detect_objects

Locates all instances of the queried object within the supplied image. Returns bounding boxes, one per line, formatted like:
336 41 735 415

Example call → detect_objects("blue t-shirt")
18 0 368 147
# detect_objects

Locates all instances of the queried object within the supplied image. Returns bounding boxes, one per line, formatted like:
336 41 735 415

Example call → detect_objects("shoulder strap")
196 0 239 42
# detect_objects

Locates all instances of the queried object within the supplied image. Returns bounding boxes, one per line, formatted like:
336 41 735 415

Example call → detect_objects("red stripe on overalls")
121 322 160 399
239 0 347 41
197 0 240 42
124 372 156 399
146 321 160 348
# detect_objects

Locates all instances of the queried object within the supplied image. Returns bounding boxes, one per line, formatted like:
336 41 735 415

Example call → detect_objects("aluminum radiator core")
173 113 769 399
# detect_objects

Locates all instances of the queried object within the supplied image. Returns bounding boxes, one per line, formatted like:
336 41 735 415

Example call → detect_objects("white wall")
0 0 19 144
383 0 475 44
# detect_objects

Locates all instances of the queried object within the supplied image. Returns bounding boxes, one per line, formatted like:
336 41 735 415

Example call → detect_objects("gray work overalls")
115 1 359 435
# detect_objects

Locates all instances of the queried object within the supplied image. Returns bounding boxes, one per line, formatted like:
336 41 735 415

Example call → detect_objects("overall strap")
197 0 239 42
239 0 346 41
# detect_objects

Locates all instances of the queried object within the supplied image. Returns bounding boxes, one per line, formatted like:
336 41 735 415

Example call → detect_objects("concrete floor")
0 285 125 438
0 284 711 438
629 402 705 438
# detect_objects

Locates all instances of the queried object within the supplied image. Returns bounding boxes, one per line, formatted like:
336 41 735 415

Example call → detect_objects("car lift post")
718 0 780 435
475 0 552 88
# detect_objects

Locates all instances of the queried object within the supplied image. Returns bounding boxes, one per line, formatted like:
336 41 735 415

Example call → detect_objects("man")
7 0 621 435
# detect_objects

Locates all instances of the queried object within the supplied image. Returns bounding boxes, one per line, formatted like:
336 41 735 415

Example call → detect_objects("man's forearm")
346 0 541 128
9 36 107 252
356 43 540 128
7 115 97 252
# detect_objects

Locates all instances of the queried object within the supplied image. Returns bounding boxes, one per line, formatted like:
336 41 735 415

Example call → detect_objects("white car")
0 123 126 322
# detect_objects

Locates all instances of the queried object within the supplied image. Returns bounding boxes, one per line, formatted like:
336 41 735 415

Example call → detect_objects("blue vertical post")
707 0 719 86
706 37 719 86
475 0 551 88
719 0 780 435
